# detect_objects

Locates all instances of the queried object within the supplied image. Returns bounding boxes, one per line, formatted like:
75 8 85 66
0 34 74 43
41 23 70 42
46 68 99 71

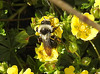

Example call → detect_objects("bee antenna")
43 17 46 19
42 17 46 21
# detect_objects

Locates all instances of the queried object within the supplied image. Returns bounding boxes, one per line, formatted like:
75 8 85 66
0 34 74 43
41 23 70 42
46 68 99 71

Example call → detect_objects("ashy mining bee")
36 18 58 56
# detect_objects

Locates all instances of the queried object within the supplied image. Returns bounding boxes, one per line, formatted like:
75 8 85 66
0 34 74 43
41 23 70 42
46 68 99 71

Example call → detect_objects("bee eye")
41 21 44 24
41 20 51 25
36 27 38 32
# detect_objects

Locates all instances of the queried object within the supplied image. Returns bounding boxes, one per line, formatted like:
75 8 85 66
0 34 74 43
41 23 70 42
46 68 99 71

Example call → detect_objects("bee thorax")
38 25 53 35
40 28 51 35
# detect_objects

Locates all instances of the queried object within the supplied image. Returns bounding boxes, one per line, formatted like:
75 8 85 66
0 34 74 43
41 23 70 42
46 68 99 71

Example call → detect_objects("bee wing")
42 38 52 56
41 33 52 56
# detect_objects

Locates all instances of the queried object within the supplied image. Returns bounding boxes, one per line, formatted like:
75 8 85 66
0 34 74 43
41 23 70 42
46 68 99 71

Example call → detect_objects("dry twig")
49 0 100 31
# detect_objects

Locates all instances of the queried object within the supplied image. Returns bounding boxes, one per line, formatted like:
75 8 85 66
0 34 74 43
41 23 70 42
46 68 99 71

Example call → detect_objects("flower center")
79 25 86 31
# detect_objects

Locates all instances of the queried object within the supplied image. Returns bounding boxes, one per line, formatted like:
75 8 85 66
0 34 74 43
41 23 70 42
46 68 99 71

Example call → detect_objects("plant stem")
49 0 100 31
75 52 81 59
89 40 100 59
9 4 27 19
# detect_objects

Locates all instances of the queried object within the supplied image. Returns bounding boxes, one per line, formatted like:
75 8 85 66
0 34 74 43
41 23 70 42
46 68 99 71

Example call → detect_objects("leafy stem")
75 52 81 59
89 40 100 60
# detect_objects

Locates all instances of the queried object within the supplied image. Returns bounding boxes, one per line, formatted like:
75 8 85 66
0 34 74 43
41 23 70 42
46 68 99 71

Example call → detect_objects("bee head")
40 27 51 35
41 20 51 25
36 19 53 35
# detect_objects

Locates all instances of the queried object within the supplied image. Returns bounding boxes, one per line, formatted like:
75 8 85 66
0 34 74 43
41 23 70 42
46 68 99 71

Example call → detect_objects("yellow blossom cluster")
35 43 58 62
34 15 63 62
64 66 75 74
94 0 100 9
7 65 34 74
7 65 18 74
64 66 88 74
35 16 63 38
71 13 98 41
81 70 89 74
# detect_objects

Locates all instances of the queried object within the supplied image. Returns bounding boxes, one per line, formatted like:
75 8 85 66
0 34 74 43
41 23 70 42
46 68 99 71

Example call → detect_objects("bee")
36 18 58 56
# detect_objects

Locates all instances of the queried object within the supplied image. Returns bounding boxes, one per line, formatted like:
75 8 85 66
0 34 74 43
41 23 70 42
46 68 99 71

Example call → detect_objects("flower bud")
81 57 91 66
0 62 8 74
90 6 100 18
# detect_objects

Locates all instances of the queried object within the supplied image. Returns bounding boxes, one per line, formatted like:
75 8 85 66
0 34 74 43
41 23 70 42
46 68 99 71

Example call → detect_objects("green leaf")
74 0 88 5
0 29 20 62
78 41 89 57
0 29 6 36
64 11 67 19
0 35 11 61
0 45 10 61
15 30 29 47
39 62 56 72
81 3 91 10
26 55 42 74
0 0 3 9
56 52 73 68
0 35 9 47
0 62 8 74
26 55 36 68
26 26 34 35
57 44 65 54
69 42 78 53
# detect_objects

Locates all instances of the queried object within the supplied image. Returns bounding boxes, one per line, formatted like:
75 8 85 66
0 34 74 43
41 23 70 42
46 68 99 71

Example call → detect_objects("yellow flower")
38 16 59 27
64 66 75 74
71 13 98 41
94 0 100 9
7 65 34 74
23 68 34 74
81 70 88 74
38 16 50 24
36 16 63 38
53 26 63 38
7 65 18 74
50 17 59 27
35 43 58 62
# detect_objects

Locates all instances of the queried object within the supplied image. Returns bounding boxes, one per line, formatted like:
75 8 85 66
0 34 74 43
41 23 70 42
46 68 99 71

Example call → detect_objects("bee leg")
52 26 59 33
36 27 38 32
38 37 42 43
51 35 57 40
50 38 57 48
50 35 61 48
